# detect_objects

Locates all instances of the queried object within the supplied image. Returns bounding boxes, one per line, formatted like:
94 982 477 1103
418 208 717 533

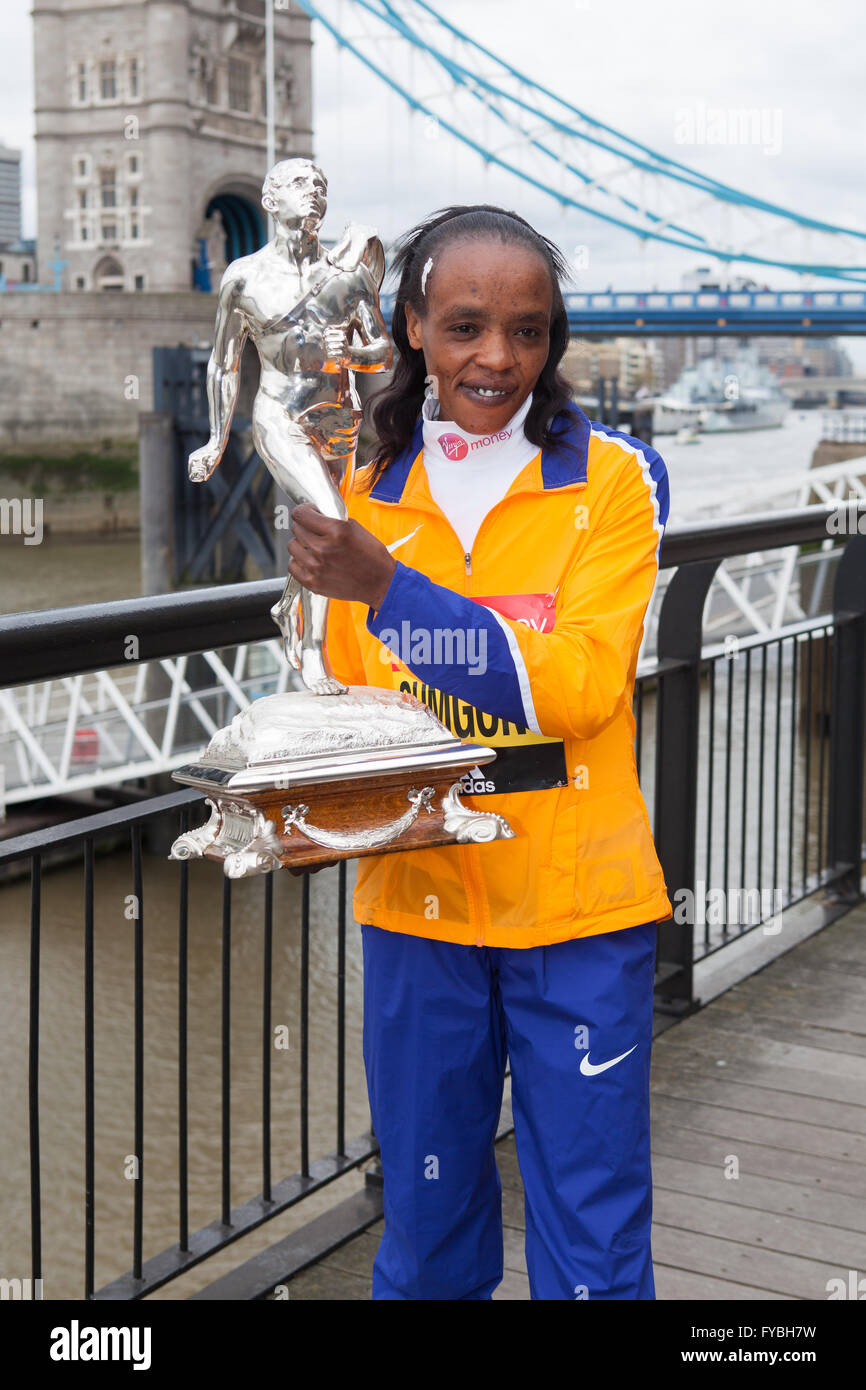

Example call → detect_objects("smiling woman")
406 243 550 423
291 201 672 1303
362 204 579 484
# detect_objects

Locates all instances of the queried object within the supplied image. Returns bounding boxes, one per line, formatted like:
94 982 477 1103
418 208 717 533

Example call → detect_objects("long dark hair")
362 204 576 487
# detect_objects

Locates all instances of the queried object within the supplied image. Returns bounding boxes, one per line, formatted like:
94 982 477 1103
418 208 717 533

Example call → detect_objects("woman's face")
404 236 553 435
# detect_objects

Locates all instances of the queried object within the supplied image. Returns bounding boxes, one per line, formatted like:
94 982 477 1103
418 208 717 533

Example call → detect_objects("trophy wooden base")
168 688 515 877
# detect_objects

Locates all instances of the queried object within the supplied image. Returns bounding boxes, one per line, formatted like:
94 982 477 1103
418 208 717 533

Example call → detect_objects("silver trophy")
169 160 514 876
187 157 389 693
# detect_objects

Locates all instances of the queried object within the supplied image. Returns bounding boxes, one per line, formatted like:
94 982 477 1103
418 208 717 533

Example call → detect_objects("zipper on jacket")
460 845 488 949
459 543 489 945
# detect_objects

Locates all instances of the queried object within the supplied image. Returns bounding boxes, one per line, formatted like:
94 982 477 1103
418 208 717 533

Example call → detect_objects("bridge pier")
139 412 176 598
137 409 201 833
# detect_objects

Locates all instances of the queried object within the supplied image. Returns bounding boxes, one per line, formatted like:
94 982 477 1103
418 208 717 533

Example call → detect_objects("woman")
287 204 672 1301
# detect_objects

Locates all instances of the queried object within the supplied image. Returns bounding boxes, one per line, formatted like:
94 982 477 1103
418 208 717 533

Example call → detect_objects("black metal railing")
0 503 864 1299
1 791 372 1300
647 508 866 1012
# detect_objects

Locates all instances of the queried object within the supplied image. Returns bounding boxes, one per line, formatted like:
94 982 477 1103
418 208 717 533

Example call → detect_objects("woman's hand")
288 504 397 609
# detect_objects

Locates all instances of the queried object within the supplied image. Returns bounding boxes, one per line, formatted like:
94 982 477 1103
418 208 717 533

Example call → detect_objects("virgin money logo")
439 433 468 461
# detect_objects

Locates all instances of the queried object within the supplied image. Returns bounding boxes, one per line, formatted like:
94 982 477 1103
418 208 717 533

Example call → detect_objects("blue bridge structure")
379 287 866 338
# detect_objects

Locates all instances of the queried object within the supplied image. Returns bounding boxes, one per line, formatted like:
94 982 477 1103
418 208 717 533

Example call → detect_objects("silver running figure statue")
188 158 393 694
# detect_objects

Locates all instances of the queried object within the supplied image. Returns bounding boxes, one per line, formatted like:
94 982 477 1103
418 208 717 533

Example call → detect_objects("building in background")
0 0 315 444
618 338 663 395
660 270 855 391
674 335 853 395
565 337 663 395
0 143 23 243
751 336 853 380
0 143 37 287
32 0 313 292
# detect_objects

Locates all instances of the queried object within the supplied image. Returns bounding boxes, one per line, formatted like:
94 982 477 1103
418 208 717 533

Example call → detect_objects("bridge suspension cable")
293 0 866 282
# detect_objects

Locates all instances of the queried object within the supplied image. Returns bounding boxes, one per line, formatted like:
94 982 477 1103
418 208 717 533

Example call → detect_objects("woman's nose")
473 332 517 371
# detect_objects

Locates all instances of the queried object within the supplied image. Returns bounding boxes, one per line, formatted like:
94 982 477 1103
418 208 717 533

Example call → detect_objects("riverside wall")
0 290 220 447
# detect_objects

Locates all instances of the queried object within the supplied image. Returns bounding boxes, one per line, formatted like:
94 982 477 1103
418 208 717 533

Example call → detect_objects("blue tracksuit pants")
360 918 658 1300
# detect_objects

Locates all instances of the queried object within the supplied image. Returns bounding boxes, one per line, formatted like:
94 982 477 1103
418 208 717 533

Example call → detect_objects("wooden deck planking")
649 1094 866 1163
282 902 866 1300
646 1071 866 1134
650 1189 866 1268
651 1153 866 1232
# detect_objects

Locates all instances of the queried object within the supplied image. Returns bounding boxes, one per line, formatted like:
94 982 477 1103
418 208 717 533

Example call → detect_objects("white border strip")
590 425 666 563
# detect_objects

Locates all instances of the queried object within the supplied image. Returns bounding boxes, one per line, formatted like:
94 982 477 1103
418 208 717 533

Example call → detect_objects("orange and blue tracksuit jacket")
325 400 673 949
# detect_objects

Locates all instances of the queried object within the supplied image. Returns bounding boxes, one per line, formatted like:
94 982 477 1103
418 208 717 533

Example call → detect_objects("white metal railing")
637 456 866 666
821 410 866 443
0 639 299 811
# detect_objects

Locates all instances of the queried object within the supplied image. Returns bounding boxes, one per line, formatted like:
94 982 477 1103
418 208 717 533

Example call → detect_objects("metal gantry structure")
294 0 866 285
0 638 298 809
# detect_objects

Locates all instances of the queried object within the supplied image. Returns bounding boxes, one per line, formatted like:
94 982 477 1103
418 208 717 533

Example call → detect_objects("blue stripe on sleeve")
366 561 531 728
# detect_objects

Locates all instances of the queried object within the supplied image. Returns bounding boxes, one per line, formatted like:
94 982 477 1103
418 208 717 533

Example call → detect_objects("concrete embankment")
0 442 139 537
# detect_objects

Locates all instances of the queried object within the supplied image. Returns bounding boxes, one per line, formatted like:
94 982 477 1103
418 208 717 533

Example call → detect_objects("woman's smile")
404 238 553 435
458 380 519 411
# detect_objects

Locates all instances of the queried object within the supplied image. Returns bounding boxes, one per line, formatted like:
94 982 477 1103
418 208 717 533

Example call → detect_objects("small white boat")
650 397 703 435
697 391 789 432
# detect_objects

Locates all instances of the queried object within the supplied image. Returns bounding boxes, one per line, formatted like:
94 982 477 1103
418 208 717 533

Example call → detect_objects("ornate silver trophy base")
169 687 515 877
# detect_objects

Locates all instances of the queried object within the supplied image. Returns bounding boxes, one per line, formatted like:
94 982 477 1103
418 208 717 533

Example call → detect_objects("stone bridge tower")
32 0 313 292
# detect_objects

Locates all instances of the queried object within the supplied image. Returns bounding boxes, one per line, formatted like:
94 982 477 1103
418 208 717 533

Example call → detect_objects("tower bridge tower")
32 0 313 293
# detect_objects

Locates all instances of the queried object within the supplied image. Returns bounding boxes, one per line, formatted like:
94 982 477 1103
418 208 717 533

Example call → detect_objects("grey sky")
306 0 866 292
2 0 864 306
